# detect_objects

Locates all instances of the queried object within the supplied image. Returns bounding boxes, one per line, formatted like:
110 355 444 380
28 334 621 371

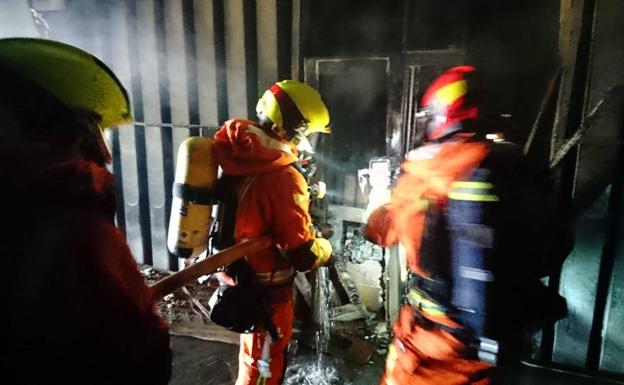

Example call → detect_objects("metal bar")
524 68 561 155
291 0 301 80
127 0 153 265
549 86 622 170
133 121 219 130
298 0 311 81
399 66 409 159
408 66 418 154
243 0 258 117
154 0 172 126
404 67 414 157
386 55 406 162
98 3 126 236
276 0 293 80
559 0 598 199
213 0 229 123
182 0 201 136
111 129 126 235
154 0 176 270
521 360 624 384
312 56 391 65
586 96 624 371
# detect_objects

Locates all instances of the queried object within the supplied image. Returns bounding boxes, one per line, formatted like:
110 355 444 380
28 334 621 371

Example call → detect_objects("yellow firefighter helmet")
256 80 330 135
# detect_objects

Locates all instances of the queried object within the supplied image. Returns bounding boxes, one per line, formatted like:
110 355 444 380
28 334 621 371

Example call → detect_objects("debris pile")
140 265 214 324
342 228 383 264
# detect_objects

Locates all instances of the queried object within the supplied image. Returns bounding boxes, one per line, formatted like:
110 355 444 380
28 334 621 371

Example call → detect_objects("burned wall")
301 0 624 376
464 1 561 144
302 0 403 58
303 0 561 144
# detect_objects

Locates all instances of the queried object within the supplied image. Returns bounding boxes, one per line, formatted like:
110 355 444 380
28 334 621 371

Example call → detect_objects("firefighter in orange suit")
365 66 566 384
212 80 333 385
0 39 171 384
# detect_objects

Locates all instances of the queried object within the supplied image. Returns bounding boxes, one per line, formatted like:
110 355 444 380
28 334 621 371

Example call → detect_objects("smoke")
0 0 38 38
23 0 190 266
304 0 403 57
464 1 560 142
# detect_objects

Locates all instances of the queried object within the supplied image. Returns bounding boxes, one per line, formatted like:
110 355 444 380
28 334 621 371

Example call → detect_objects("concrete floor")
166 290 624 384
170 336 623 385
170 335 384 385
170 336 238 385
510 363 624 385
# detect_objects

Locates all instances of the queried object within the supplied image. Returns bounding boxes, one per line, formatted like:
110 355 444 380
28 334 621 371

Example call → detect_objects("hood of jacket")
213 119 298 175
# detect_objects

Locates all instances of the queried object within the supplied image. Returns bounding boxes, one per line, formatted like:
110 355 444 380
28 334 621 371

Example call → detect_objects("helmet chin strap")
261 110 311 153
426 122 465 143
75 112 112 165
291 130 314 153
93 124 113 164
267 124 314 154
269 123 289 140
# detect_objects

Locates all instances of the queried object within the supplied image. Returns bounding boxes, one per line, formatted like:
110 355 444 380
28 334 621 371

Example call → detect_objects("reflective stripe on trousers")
236 292 293 385
381 305 493 385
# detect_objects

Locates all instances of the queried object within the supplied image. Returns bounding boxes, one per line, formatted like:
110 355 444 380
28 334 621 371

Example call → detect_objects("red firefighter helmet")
420 65 479 141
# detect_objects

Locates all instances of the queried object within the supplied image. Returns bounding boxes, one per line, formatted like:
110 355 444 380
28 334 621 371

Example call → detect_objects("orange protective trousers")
380 306 493 385
235 294 293 385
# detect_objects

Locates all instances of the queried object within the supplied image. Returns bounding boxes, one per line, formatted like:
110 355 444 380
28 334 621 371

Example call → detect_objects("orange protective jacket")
213 119 332 279
366 140 494 385
366 139 489 276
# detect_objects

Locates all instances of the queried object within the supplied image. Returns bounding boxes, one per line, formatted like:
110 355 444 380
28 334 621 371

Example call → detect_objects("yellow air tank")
167 136 218 260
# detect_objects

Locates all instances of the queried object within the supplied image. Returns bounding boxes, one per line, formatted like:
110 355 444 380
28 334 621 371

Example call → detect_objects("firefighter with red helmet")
365 66 566 384
0 38 171 384
211 80 333 385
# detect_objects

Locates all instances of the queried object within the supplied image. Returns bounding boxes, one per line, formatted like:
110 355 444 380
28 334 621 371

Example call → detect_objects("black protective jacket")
1 148 171 385
417 140 566 333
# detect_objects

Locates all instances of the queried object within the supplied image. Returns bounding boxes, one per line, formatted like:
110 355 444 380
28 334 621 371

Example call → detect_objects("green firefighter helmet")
0 37 132 129
0 38 132 163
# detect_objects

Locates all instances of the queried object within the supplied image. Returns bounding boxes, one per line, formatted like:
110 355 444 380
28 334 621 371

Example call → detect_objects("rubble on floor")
141 259 389 385
141 265 214 325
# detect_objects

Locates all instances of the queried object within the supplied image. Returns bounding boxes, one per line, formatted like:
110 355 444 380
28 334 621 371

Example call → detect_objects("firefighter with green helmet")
0 38 171 384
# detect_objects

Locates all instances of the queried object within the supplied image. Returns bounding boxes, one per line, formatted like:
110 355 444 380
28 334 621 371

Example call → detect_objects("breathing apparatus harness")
207 174 281 340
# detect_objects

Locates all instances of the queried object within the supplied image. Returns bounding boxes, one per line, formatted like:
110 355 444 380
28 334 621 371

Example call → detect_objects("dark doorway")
306 57 389 207
305 50 465 206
